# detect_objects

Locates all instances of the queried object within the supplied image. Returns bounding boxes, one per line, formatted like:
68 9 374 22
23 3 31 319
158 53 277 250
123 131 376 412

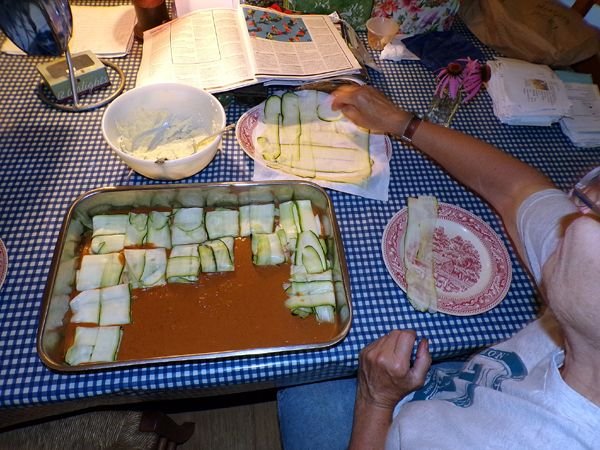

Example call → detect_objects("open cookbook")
135 2 362 93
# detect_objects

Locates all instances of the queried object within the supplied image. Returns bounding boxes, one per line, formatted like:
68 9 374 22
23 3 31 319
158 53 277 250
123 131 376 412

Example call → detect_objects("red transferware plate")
382 203 512 316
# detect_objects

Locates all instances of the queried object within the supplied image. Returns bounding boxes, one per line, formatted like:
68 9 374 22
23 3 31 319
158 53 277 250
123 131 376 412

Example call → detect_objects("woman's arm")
331 85 556 261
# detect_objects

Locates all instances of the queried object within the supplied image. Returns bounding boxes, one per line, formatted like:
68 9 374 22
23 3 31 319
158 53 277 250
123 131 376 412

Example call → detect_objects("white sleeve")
517 189 578 283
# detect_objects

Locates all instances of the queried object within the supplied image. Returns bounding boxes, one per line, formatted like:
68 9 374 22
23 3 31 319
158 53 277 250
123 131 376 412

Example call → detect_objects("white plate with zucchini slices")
382 203 512 316
236 90 393 201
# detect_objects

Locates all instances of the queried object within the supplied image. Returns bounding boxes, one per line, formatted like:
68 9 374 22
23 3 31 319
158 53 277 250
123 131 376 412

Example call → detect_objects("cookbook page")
243 6 362 81
136 8 258 93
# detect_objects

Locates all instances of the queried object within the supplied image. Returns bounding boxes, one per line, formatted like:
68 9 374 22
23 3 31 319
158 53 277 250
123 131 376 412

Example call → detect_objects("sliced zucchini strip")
199 244 217 273
65 326 98 366
279 201 300 241
92 215 128 237
171 208 208 246
91 234 125 254
70 289 100 324
259 94 282 161
294 230 328 273
203 237 234 272
239 205 251 237
167 244 201 283
252 233 286 266
252 203 275 233
284 291 336 309
124 248 168 288
76 253 124 291
124 212 148 246
404 196 438 313
206 209 240 240
315 305 335 323
89 326 122 363
255 91 372 185
243 203 276 234
147 211 172 249
99 283 131 326
290 265 333 282
295 200 320 235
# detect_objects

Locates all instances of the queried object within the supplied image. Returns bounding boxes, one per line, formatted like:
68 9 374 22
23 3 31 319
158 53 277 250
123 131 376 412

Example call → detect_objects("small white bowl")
102 83 226 180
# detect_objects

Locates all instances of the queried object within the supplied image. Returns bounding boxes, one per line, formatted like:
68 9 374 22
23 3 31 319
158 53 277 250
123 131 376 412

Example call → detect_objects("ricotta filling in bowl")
116 109 215 161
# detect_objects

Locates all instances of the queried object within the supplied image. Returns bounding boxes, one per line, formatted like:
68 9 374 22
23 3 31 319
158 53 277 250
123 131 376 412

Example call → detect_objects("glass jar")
133 0 170 41
425 91 461 127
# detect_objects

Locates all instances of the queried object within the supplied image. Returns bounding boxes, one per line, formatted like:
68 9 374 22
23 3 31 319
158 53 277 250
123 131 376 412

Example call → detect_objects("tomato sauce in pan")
64 238 341 361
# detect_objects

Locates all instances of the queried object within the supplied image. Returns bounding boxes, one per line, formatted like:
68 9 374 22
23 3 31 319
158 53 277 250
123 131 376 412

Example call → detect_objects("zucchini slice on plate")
404 196 438 313
255 90 372 186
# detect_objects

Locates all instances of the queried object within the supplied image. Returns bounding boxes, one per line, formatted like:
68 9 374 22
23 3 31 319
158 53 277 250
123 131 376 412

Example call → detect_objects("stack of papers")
555 72 600 148
1 5 135 58
486 57 572 126
559 83 600 147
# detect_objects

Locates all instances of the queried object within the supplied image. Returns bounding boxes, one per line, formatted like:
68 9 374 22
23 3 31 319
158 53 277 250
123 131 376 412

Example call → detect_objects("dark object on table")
139 410 195 450
133 0 170 41
402 30 486 72
219 84 270 108
0 0 72 56
459 0 599 67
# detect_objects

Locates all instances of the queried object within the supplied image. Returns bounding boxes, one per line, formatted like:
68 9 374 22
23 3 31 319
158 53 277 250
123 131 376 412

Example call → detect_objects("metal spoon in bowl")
131 116 172 150
193 123 236 149
154 123 236 165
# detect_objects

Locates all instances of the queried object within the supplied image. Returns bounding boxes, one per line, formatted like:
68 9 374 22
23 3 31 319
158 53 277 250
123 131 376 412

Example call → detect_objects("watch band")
400 114 422 145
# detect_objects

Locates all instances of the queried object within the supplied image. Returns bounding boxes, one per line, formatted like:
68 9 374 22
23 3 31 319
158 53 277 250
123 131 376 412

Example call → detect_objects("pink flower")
434 57 488 103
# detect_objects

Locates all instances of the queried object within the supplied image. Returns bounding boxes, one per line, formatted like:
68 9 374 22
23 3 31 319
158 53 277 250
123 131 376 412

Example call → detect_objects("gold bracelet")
399 114 422 145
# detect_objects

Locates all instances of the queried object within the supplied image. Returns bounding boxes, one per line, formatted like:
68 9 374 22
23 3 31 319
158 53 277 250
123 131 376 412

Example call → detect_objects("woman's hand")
348 330 431 450
331 85 412 136
356 330 431 410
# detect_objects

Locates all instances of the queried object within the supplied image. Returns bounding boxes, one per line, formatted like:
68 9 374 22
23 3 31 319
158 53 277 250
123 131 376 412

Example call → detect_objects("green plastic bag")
284 0 374 30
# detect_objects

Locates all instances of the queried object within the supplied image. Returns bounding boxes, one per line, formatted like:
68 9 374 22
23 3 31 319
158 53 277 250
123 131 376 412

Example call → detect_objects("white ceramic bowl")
102 83 226 180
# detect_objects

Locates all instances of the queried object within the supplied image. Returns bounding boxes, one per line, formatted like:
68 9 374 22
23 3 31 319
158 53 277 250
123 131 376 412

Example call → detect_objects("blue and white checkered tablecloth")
1 2 599 421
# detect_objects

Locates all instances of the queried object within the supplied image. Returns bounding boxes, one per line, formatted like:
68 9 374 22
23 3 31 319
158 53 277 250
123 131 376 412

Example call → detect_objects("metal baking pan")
37 181 352 372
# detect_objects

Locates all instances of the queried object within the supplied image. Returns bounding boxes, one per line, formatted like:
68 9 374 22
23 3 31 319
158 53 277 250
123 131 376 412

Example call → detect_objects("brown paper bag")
459 0 599 67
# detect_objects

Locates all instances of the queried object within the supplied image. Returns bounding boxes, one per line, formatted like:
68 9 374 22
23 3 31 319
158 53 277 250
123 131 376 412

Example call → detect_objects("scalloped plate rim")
0 238 7 290
381 203 512 316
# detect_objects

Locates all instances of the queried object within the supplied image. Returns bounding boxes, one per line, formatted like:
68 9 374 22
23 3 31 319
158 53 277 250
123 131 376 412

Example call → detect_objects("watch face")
0 0 72 56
